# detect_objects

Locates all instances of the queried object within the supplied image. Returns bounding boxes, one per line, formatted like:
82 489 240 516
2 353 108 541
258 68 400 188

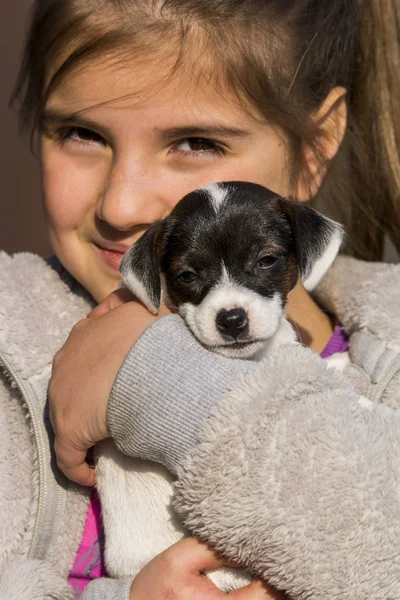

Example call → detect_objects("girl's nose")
96 159 170 231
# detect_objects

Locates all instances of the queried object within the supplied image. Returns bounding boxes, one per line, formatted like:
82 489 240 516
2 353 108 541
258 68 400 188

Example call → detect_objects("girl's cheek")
188 136 290 197
202 159 289 198
41 141 106 230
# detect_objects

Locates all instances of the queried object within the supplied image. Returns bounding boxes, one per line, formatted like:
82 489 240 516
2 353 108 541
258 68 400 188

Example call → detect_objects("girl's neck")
286 280 334 354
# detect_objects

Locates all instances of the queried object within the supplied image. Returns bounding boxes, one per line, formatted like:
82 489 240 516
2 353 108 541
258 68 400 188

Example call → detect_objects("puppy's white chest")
96 440 185 578
96 440 251 591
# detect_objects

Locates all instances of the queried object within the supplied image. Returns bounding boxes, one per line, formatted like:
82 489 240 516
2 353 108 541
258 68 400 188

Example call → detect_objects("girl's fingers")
87 303 109 318
166 538 226 572
87 287 138 318
87 285 174 320
230 580 287 600
53 436 96 487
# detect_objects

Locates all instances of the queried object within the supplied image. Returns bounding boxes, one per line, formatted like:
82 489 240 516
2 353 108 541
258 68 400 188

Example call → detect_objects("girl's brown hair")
10 0 400 260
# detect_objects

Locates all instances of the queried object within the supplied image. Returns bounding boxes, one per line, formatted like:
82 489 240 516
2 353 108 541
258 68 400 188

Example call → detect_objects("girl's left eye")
172 138 226 156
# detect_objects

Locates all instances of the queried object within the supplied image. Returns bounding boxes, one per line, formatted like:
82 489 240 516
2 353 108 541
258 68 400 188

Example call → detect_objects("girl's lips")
95 245 127 271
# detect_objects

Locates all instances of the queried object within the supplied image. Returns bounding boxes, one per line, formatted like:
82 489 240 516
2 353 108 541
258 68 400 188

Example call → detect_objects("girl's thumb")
229 579 286 600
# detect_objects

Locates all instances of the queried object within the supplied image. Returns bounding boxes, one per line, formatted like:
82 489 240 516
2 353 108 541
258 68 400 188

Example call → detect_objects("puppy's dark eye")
176 271 198 283
257 255 278 269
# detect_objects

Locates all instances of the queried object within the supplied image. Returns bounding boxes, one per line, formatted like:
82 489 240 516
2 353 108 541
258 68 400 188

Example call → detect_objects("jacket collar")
0 251 94 382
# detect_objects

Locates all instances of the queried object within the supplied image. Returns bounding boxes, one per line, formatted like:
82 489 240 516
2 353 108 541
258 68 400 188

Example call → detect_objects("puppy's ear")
119 222 164 314
280 199 345 290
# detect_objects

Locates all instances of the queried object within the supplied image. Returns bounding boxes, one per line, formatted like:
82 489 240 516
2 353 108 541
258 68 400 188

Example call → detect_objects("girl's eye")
257 255 278 269
56 127 106 147
173 138 225 156
176 271 199 283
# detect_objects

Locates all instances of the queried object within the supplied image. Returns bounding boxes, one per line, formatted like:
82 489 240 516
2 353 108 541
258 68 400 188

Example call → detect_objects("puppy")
120 181 344 358
96 182 345 591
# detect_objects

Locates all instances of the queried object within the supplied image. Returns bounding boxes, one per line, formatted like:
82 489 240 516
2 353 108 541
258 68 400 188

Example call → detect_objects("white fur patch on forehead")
303 225 344 291
200 183 229 213
220 261 230 284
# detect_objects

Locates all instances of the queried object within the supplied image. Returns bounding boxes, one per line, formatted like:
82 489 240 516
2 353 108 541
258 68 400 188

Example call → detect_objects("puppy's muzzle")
216 308 248 339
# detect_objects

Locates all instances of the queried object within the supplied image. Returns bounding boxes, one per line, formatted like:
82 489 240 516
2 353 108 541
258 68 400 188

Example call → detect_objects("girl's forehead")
46 54 261 126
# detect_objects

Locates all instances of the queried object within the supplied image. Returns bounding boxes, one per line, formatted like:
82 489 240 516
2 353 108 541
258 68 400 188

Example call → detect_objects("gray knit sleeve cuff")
107 314 253 474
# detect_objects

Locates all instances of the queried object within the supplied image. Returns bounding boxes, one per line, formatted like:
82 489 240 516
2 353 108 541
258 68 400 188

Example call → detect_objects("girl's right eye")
55 127 107 147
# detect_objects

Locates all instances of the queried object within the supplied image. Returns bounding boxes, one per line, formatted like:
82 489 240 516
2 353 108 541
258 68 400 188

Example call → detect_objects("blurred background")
1 1 49 256
1 3 397 262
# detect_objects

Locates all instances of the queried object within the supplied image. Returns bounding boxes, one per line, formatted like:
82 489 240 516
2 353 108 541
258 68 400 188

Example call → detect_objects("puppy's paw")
205 566 252 592
325 351 351 372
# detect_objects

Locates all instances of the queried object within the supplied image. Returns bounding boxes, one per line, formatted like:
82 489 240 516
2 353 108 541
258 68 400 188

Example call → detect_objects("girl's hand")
87 286 137 318
49 291 169 487
129 538 285 600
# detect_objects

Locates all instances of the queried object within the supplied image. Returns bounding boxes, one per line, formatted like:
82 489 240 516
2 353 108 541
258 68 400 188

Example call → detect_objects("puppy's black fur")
120 182 343 357
121 181 343 312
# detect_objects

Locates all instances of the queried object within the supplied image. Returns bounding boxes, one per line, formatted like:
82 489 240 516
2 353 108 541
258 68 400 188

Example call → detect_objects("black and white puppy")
120 181 344 359
96 182 345 593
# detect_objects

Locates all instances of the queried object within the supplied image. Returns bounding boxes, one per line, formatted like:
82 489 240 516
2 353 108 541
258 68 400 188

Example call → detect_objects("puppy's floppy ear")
280 199 345 290
119 221 164 314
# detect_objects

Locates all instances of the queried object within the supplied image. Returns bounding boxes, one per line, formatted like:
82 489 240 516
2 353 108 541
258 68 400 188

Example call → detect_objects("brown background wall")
0 1 50 256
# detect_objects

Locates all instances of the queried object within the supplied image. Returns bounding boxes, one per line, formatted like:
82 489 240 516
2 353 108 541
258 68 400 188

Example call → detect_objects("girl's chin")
76 249 123 302
85 273 122 303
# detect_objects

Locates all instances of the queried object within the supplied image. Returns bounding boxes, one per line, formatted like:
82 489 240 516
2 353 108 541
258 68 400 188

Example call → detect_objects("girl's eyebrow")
160 126 250 140
39 110 250 139
39 110 102 131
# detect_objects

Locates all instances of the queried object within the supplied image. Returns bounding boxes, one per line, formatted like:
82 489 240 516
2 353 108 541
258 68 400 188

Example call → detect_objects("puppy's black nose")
216 308 248 338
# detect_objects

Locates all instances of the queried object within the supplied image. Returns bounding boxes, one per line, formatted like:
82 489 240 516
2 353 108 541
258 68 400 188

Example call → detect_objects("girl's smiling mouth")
94 242 130 271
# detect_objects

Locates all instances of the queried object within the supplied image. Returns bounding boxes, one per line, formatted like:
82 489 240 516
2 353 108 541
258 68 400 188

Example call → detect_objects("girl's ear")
295 87 347 202
280 198 345 290
119 222 164 314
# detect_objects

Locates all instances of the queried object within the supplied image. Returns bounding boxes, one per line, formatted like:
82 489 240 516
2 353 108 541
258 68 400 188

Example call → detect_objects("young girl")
2 0 400 599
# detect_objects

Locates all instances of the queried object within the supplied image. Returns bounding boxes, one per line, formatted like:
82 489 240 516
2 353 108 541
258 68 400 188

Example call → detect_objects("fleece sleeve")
107 314 400 600
107 315 253 474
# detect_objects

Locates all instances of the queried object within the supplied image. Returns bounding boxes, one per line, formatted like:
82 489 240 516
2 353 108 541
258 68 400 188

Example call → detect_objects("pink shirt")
68 325 349 594
68 488 108 593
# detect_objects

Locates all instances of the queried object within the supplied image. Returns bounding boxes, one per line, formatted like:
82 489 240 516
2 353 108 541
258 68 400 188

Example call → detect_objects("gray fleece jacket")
0 252 132 600
1 250 400 600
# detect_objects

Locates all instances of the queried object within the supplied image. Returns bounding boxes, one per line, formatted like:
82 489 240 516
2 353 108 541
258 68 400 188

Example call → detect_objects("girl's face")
41 58 291 302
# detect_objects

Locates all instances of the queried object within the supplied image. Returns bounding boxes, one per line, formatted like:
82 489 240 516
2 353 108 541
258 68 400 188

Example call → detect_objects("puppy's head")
120 182 344 357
